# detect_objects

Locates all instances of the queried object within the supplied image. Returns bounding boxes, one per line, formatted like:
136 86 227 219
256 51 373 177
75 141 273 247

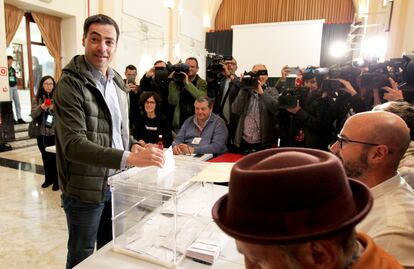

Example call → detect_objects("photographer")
124 65 141 131
168 57 207 132
139 60 173 123
211 56 241 151
279 68 336 150
231 64 279 154
325 67 368 133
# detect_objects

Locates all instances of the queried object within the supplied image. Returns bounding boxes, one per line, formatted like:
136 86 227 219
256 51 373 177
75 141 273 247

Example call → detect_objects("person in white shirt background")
330 110 414 268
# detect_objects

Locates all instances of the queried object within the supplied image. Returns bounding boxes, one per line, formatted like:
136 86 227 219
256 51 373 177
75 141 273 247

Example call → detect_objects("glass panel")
29 22 42 43
31 45 55 94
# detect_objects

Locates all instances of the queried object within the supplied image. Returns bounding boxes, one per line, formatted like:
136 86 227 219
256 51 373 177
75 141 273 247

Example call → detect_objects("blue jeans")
62 188 112 269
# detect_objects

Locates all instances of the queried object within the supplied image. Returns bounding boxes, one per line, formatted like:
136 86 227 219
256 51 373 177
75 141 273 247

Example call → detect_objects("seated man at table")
172 96 228 156
212 147 403 269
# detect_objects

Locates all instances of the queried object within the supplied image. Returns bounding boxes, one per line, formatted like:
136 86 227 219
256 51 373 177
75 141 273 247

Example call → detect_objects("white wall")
115 0 208 79
402 0 414 55
0 0 8 101
1 0 212 90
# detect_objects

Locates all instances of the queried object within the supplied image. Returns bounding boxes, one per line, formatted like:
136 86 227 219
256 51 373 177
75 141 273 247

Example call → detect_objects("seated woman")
133 91 172 148
31 75 58 190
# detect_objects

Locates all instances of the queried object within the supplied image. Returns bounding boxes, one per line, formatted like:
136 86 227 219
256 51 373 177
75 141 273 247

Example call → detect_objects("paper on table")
157 146 175 188
190 162 234 183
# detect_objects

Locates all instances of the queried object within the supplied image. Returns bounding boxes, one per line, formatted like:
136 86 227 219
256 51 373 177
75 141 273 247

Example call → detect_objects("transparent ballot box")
109 158 217 268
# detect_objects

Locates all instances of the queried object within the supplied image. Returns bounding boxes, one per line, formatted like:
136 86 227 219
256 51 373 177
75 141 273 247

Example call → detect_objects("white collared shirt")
85 60 129 172
357 173 414 267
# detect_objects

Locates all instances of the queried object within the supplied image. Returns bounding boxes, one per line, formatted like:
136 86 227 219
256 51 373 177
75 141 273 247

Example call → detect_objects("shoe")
0 143 12 152
17 119 27 124
52 184 60 191
41 181 53 188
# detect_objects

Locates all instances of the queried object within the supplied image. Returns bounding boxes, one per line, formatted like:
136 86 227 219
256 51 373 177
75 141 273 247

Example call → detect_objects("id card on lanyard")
192 137 202 144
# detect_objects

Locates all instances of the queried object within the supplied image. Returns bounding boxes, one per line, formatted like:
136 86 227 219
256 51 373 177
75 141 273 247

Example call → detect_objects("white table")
74 238 244 269
73 178 243 269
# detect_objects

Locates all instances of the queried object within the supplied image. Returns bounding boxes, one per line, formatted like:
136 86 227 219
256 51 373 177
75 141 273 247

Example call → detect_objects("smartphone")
127 76 135 84
286 66 300 74
193 153 204 158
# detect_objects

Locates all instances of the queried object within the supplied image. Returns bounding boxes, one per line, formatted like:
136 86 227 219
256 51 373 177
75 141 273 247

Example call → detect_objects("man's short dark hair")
154 60 166 66
125 65 137 72
186 57 199 68
195 96 212 108
83 14 120 42
7 55 13 60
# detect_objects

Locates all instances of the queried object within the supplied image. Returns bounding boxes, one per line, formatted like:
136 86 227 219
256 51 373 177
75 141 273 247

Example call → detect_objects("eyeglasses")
145 101 156 104
335 134 380 149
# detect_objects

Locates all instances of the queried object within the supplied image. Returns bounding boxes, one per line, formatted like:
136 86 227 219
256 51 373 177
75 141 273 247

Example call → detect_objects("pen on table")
186 144 191 156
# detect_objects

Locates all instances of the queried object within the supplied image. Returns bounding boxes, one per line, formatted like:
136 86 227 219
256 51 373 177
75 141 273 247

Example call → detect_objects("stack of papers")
191 162 234 183
185 224 228 265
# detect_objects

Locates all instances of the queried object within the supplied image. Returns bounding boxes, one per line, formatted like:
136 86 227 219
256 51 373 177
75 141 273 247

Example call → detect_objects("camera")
154 62 190 84
240 70 268 90
359 55 414 89
126 76 136 84
170 62 189 83
286 66 300 74
206 53 227 81
241 71 259 90
278 87 308 109
154 66 169 82
321 79 344 92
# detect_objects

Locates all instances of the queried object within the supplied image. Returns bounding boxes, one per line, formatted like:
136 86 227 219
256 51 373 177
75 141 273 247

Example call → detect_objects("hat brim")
212 178 372 244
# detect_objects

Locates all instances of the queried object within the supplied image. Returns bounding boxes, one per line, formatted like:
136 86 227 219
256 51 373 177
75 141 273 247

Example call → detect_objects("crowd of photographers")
124 54 414 156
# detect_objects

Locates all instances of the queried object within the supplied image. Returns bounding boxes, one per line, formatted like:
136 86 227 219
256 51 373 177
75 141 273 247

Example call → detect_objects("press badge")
192 137 202 145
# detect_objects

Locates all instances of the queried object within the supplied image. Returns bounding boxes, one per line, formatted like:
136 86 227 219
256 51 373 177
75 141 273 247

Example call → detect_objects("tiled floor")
0 90 67 268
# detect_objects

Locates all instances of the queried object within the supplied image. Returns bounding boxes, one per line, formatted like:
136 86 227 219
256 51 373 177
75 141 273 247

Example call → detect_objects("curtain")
4 4 24 47
319 23 351 67
32 12 62 80
205 30 233 56
214 0 355 31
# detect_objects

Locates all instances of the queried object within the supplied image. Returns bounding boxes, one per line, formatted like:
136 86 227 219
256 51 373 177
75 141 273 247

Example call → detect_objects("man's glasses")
334 134 384 150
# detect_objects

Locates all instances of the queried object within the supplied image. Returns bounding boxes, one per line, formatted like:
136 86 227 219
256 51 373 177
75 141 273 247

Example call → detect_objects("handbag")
28 120 40 138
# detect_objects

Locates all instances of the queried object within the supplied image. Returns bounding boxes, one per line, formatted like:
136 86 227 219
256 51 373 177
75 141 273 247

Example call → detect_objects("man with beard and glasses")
330 111 414 269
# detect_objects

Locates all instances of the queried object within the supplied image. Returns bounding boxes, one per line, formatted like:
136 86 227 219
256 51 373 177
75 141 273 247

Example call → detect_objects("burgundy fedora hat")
212 147 373 244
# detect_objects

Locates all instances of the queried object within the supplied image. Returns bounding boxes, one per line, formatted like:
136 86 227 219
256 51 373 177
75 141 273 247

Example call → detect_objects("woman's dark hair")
36 75 56 103
139 91 162 115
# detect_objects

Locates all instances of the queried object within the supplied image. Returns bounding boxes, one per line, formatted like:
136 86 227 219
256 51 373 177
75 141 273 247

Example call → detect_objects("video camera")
278 87 309 109
154 61 189 83
359 55 414 89
240 70 268 90
206 53 233 81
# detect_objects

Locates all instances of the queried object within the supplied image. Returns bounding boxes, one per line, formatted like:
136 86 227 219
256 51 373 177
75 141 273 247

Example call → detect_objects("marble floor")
0 90 68 268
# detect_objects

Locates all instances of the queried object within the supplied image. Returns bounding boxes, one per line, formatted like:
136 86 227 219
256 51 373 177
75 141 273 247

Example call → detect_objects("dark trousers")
238 138 268 155
62 188 112 268
37 135 57 186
